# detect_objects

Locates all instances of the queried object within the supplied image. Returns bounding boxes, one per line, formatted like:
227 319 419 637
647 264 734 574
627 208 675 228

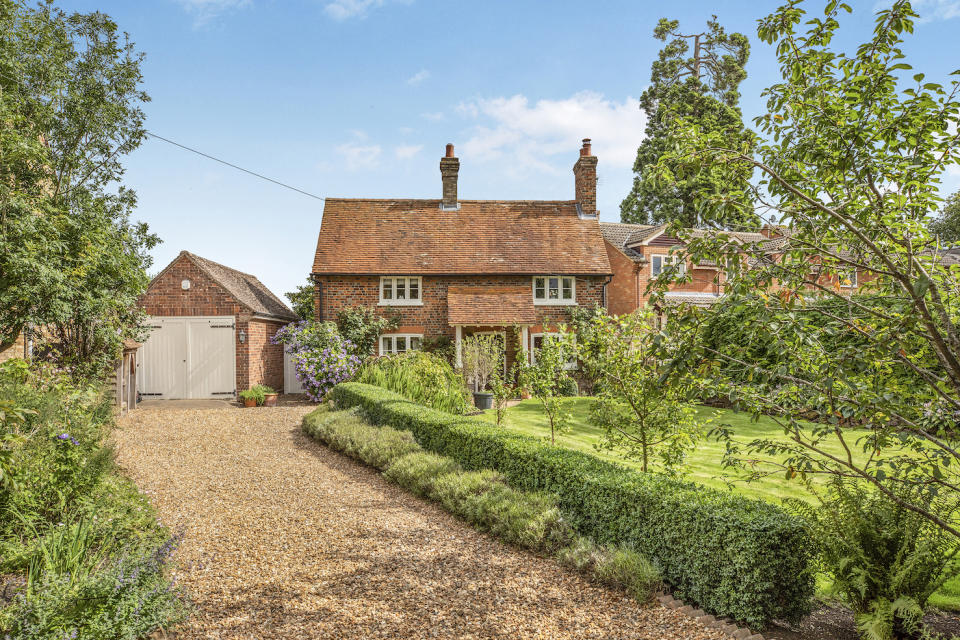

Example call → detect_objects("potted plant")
460 335 502 410
239 388 262 408
254 384 278 407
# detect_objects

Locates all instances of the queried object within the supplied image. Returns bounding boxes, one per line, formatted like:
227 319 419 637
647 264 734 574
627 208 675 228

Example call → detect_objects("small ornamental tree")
285 279 315 320
460 334 502 393
582 309 705 473
272 321 360 402
517 331 576 444
335 305 399 357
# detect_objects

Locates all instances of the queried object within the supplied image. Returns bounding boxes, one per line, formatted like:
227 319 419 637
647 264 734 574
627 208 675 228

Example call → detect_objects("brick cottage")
311 140 612 372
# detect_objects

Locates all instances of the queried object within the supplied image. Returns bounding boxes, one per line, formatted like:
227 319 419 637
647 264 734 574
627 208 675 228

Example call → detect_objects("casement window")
530 332 577 369
841 270 858 288
532 276 576 305
651 255 685 277
379 334 423 355
379 276 422 305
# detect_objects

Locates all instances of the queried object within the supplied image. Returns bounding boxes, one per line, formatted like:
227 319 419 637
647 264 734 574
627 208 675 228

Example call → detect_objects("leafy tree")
621 16 756 229
929 190 960 245
581 309 705 473
460 334 502 393
654 0 960 550
516 331 576 444
335 305 398 356
285 279 315 320
0 1 155 375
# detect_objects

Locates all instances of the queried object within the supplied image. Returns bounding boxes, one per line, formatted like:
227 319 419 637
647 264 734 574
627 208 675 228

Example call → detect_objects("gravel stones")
115 407 725 639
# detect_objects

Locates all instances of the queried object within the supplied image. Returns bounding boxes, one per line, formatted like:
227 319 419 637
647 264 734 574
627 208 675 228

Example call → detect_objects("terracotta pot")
242 397 257 408
263 393 279 407
520 390 531 400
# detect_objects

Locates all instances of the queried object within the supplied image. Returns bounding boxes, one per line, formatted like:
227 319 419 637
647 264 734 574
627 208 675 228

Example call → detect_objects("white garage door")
138 316 236 400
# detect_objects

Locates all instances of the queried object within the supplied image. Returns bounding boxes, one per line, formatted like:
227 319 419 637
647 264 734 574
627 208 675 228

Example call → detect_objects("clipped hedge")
330 382 814 628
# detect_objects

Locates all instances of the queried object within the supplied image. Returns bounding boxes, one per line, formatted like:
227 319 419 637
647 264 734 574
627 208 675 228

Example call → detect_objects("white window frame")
651 255 686 278
841 269 858 288
530 332 577 369
379 276 423 306
379 333 423 355
532 275 576 305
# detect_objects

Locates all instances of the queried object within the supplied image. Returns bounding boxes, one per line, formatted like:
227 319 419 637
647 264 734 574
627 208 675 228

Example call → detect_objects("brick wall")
314 273 607 372
604 241 640 316
0 332 26 364
140 254 288 395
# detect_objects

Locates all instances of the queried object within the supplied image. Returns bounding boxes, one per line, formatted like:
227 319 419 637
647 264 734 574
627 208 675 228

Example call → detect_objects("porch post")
520 326 529 364
455 325 462 369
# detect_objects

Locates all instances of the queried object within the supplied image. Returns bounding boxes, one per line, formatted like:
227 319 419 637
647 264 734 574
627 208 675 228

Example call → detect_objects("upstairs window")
651 255 686 278
380 276 422 305
533 276 575 305
380 334 423 355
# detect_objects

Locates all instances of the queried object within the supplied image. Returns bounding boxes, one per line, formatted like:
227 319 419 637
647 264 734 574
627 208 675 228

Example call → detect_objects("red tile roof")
312 199 612 276
447 286 537 326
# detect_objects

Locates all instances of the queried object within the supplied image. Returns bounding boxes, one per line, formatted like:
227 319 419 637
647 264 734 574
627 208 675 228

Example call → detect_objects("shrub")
302 405 420 470
790 478 960 640
559 536 662 601
384 451 461 497
336 305 399 357
357 351 469 414
330 382 814 628
273 321 362 401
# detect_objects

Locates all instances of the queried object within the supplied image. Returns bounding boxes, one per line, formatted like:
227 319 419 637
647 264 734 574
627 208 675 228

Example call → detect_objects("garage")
139 316 237 399
138 251 299 400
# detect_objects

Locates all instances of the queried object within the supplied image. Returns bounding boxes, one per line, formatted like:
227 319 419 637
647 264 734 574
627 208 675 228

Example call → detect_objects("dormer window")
380 276 422 306
533 276 575 305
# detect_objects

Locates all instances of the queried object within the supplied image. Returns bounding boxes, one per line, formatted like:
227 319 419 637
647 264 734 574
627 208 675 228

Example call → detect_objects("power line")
145 131 325 202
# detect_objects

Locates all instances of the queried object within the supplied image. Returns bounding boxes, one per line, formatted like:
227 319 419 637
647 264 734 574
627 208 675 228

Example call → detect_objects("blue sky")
58 0 960 299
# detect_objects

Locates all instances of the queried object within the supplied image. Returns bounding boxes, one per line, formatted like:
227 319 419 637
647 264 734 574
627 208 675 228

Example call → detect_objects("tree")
581 309 705 473
285 279 315 320
460 334 502 393
929 190 960 245
517 332 576 444
0 1 155 375
654 0 960 549
621 16 756 229
335 305 398 357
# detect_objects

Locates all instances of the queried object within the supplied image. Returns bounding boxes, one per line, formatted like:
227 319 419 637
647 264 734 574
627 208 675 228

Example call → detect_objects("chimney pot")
580 138 592 157
445 143 455 158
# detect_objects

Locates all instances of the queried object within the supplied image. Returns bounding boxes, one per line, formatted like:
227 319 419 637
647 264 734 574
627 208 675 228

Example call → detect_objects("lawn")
480 397 960 611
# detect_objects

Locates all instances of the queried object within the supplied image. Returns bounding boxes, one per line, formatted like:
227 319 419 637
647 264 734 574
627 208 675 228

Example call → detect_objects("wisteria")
272 321 361 402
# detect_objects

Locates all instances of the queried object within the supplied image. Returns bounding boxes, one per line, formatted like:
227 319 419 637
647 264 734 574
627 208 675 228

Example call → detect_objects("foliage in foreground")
1 0 158 377
516 331 577 444
791 478 959 640
0 360 186 637
302 404 661 602
329 382 814 628
357 350 469 415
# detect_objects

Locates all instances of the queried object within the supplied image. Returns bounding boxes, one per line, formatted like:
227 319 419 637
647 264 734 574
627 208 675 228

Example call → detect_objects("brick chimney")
440 143 459 210
573 138 597 218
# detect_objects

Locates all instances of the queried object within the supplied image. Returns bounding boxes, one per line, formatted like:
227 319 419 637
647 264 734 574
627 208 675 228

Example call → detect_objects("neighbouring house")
601 222 769 315
137 250 298 400
310 140 612 373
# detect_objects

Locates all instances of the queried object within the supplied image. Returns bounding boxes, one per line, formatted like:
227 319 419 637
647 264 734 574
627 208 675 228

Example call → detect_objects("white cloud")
873 0 960 21
324 0 411 20
457 91 646 177
175 0 250 26
421 111 445 122
336 139 382 170
406 69 431 86
394 144 423 159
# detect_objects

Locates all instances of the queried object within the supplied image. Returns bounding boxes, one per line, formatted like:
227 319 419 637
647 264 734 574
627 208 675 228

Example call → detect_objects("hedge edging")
330 382 814 629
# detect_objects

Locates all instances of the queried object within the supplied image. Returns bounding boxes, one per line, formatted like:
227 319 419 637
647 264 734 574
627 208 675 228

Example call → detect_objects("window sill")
533 300 578 306
378 301 424 307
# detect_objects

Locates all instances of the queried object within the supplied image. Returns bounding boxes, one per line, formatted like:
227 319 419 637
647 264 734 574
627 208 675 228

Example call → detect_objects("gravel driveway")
115 406 724 639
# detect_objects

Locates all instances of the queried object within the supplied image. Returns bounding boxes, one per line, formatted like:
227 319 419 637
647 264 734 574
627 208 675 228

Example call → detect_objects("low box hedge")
330 382 814 628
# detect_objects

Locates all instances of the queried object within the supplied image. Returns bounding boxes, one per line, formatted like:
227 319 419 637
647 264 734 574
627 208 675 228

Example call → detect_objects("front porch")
448 286 537 379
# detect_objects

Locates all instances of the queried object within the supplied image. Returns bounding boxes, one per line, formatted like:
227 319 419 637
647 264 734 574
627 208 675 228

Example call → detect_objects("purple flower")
57 433 70 441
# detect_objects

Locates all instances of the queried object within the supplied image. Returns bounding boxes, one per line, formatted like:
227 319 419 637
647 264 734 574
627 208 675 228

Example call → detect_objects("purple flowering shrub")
272 321 362 402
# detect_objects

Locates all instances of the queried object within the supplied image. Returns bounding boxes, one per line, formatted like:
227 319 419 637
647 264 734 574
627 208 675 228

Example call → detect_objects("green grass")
480 397 960 612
